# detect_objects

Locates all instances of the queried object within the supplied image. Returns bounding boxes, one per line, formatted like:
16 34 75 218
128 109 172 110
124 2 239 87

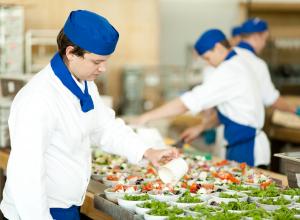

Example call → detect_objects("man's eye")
93 61 101 65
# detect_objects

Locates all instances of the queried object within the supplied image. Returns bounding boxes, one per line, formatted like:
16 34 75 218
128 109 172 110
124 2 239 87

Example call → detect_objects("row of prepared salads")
115 189 300 220
92 149 300 219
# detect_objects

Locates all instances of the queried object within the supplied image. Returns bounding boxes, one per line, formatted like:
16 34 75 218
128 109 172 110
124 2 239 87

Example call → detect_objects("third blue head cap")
63 10 119 55
241 18 268 35
194 29 226 55
231 26 242 37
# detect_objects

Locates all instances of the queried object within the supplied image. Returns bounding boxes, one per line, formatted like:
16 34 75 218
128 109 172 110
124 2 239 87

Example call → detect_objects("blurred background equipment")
25 29 57 73
121 65 197 115
0 5 24 74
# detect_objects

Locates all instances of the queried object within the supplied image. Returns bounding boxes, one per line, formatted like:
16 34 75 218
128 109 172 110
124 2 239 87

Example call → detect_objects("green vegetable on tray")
258 196 291 205
177 191 202 203
189 204 221 214
168 215 198 220
137 200 169 209
205 211 242 220
247 187 280 198
123 194 149 201
147 206 184 216
241 208 271 220
281 188 300 197
227 184 256 191
220 201 256 211
219 192 242 199
272 207 300 220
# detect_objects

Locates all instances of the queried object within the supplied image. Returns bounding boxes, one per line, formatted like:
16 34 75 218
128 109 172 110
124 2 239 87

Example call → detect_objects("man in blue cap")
134 28 268 168
179 24 244 145
0 10 178 220
236 18 299 117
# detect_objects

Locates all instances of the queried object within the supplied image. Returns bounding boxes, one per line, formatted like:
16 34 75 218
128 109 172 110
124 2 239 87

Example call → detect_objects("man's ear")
252 33 261 41
65 46 75 61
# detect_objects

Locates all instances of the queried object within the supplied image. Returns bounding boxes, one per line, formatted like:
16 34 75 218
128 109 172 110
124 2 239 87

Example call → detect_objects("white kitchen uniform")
234 43 280 106
180 51 270 166
0 64 150 220
201 65 226 159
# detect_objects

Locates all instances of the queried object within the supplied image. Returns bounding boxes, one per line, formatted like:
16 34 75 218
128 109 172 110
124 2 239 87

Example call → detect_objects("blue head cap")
231 26 242 37
194 29 227 55
63 10 119 55
241 18 268 35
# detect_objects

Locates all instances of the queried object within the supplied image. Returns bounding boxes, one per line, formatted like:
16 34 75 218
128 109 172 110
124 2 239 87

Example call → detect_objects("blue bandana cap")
194 29 226 55
231 26 242 37
241 18 268 35
63 10 119 55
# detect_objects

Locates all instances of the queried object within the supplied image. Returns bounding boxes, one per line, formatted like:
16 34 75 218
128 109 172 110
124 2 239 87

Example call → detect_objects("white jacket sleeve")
259 61 280 106
180 67 241 114
89 83 150 164
7 95 54 220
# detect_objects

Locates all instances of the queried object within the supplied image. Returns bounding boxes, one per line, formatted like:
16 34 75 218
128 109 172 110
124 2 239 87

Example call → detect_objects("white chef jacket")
234 46 280 106
180 54 270 166
202 65 215 82
0 64 150 220
201 65 226 159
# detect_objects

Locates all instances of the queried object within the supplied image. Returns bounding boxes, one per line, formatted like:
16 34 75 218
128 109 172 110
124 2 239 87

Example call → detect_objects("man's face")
256 31 269 54
201 44 224 67
66 47 110 81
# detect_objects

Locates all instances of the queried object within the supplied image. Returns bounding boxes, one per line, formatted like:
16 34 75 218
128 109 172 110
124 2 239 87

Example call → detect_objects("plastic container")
158 157 188 184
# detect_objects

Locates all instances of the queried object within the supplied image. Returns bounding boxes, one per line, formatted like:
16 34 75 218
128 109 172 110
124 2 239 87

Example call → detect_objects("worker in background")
0 10 178 220
235 17 300 115
133 28 269 168
179 20 300 159
180 25 243 145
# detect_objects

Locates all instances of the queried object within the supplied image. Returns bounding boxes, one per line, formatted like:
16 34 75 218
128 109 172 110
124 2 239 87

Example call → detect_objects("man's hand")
180 124 204 143
143 147 179 167
128 114 149 126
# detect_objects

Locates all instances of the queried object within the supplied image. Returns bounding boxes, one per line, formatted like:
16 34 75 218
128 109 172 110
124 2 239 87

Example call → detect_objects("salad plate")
144 207 184 220
104 184 140 203
135 200 169 216
171 191 205 208
256 196 293 211
211 191 248 204
117 194 150 211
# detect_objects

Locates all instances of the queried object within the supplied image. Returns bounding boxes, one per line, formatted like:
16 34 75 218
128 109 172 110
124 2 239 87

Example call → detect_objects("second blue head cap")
63 10 119 56
231 26 242 37
241 18 268 35
194 29 226 55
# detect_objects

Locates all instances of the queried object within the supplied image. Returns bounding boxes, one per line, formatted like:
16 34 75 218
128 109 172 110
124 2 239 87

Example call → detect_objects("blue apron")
216 49 257 166
217 111 256 166
50 205 80 220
